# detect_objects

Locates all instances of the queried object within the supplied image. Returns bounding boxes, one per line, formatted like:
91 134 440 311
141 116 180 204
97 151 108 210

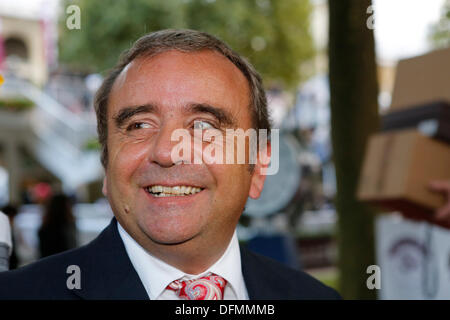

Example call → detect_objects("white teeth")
147 185 203 197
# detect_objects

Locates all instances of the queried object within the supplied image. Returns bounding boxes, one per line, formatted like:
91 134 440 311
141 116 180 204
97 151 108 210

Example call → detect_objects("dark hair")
40 193 75 229
38 193 76 258
1 205 18 219
94 29 271 168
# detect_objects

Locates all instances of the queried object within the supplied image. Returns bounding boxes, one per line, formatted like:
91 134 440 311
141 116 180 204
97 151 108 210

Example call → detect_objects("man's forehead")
112 50 249 93
108 50 251 126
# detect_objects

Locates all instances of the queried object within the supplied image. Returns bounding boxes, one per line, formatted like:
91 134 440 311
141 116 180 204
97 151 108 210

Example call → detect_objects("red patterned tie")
166 274 227 300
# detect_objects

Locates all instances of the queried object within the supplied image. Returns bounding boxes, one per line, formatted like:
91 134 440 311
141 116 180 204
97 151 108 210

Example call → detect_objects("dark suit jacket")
0 218 341 300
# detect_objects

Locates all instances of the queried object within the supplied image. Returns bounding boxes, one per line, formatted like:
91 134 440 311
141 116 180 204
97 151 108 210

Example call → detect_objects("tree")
59 0 314 89
328 0 379 299
184 0 313 87
59 0 186 73
429 1 450 49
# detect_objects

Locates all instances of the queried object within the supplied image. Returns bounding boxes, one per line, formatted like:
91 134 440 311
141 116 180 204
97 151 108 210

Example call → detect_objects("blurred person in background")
1 205 18 269
38 193 77 258
0 210 11 272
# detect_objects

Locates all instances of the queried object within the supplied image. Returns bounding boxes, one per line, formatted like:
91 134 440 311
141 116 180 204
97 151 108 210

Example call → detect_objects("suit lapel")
71 218 149 300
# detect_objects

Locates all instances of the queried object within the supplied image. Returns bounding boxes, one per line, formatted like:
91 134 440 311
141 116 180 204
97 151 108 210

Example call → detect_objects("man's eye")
193 120 214 130
127 122 152 131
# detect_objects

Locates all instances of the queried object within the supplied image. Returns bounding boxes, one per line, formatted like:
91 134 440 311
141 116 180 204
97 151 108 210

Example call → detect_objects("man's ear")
102 176 108 197
248 141 271 199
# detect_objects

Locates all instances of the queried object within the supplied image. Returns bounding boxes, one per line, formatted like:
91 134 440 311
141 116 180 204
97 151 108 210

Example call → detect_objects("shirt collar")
117 222 247 300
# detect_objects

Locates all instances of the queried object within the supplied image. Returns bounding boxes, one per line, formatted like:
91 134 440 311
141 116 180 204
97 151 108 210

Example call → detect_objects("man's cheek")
109 146 140 178
115 142 152 169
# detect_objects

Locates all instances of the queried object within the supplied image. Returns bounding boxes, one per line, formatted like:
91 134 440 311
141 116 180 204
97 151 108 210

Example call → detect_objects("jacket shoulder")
241 246 341 300
0 240 95 300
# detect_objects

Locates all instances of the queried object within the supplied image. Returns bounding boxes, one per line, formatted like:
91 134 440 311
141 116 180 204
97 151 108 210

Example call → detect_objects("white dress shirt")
0 212 11 253
117 222 249 300
0 212 12 272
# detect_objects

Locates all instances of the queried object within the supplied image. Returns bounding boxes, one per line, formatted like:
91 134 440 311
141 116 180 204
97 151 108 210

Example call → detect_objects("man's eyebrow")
186 103 236 127
113 104 157 128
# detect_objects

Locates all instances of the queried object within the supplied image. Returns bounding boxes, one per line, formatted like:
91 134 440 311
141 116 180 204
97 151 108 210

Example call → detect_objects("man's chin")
140 226 200 247
148 234 197 246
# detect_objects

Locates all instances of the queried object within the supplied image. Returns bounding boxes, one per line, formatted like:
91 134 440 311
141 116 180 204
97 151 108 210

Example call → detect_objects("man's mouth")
145 185 204 197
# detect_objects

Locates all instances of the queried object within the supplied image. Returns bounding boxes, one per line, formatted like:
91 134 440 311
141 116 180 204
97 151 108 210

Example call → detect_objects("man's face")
103 50 267 250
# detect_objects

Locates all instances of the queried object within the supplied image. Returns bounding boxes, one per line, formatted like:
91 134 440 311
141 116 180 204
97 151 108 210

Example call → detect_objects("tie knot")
167 274 227 300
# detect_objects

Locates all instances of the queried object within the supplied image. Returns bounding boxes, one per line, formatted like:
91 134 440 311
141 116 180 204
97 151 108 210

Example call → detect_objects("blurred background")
0 0 448 299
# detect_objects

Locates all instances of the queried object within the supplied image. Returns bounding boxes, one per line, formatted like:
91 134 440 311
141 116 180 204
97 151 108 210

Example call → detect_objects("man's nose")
149 125 180 168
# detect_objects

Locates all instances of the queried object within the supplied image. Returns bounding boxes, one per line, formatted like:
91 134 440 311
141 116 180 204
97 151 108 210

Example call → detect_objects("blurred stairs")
0 77 103 197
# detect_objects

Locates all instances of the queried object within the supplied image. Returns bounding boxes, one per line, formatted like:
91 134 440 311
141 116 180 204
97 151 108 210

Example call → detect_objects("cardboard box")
389 48 450 111
358 129 450 216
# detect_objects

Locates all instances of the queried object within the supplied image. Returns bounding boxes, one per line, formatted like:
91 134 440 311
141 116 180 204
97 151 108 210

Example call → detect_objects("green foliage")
59 0 186 73
59 0 314 88
83 138 101 151
429 1 450 49
0 97 34 112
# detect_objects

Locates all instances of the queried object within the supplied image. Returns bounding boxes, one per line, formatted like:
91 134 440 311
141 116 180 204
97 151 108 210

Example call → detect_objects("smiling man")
0 29 340 300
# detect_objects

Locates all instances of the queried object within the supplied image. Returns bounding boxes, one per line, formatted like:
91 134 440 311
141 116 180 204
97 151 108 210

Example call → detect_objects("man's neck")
119 220 235 275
